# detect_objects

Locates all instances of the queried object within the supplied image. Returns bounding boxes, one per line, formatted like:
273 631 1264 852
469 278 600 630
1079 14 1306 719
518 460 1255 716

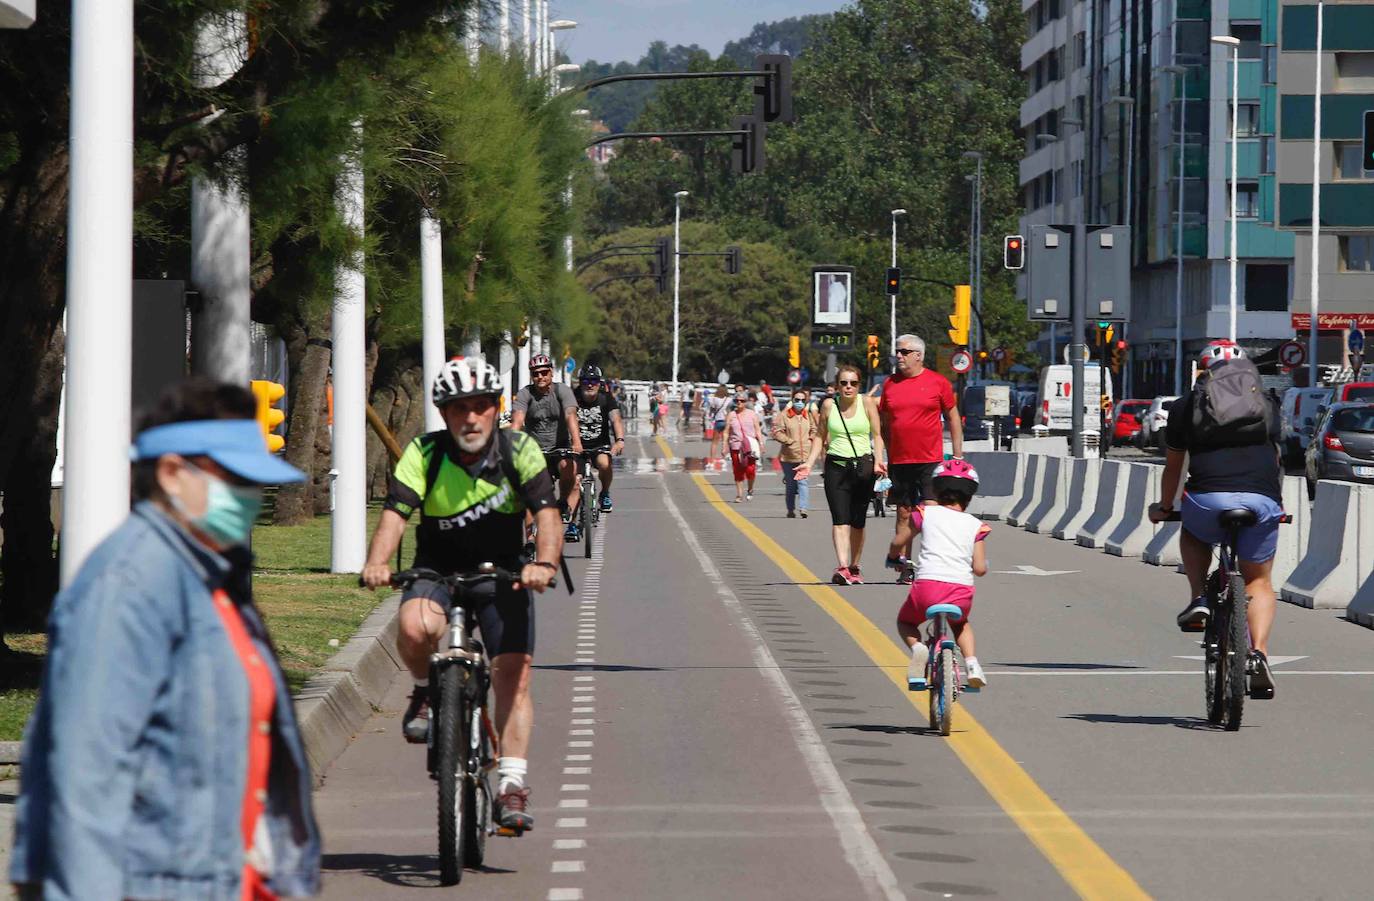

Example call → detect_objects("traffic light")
948 285 971 347
977 349 989 363
1112 338 1127 372
753 54 795 124
652 236 671 294
886 267 901 295
731 114 766 175
250 380 287 453
726 245 742 275
867 335 881 370
788 335 800 368
1364 110 1374 173
1004 234 1025 270
1096 321 1114 347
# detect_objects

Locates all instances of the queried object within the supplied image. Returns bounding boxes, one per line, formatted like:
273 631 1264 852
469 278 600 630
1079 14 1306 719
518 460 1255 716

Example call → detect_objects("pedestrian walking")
680 381 696 431
879 334 963 583
10 379 322 901
772 386 816 517
705 384 730 459
723 394 766 502
794 364 887 585
650 382 666 436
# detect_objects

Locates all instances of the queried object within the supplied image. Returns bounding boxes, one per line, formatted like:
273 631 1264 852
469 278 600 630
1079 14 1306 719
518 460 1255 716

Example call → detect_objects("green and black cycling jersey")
385 428 557 570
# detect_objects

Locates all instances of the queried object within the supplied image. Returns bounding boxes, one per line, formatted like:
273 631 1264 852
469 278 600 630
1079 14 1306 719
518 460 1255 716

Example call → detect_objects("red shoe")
848 565 864 584
831 567 851 585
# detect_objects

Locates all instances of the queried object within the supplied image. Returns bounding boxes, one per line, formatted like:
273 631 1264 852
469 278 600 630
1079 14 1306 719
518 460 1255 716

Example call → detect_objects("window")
1262 45 1278 84
1076 95 1086 123
1337 143 1371 179
1074 32 1086 69
1047 0 1060 19
1335 53 1374 91
1341 235 1374 272
1231 183 1259 218
1244 264 1288 312
1071 160 1083 196
1261 136 1275 175
1231 23 1261 60
1231 103 1260 137
1048 48 1060 82
1032 180 1043 210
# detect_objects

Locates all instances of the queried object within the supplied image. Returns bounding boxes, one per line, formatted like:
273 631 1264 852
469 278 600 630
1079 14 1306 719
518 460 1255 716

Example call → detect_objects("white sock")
966 656 980 669
498 757 528 793
413 678 429 688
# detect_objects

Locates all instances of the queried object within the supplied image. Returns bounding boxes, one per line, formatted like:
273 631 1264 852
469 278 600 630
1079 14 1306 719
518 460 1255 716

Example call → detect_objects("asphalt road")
313 421 1374 900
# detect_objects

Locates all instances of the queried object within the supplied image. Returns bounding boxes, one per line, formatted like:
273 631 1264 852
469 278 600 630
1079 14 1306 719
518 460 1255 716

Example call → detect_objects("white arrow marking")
994 564 1080 577
1174 655 1309 666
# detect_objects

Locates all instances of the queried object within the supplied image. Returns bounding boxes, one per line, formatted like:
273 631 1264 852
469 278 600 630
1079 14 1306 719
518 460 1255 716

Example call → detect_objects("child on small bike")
896 459 990 690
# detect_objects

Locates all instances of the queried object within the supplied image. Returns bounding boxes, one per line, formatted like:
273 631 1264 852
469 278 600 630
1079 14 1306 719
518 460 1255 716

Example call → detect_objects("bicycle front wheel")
937 649 955 736
436 665 468 885
462 703 491 867
581 485 594 559
1205 607 1225 725
1223 573 1249 731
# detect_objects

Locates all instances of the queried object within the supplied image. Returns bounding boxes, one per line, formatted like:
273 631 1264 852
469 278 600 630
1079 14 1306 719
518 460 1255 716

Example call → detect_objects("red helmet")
1199 340 1246 370
529 354 553 371
932 458 980 496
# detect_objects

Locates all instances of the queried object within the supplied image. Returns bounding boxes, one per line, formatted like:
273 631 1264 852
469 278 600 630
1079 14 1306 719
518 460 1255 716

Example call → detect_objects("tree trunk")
274 320 330 525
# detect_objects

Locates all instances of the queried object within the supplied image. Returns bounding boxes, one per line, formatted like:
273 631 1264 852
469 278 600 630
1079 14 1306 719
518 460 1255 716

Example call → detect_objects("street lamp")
1162 64 1188 394
1212 34 1241 342
547 17 575 82
1309 1 1325 386
962 151 984 363
1105 96 1135 397
553 62 580 92
673 190 689 392
890 208 906 359
1033 133 1061 359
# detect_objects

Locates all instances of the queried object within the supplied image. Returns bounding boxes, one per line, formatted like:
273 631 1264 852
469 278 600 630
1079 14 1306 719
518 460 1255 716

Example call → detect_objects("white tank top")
912 505 987 586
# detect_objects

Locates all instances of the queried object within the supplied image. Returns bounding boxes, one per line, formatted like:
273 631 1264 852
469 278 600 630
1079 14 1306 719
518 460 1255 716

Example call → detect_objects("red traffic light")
1004 234 1025 270
1115 339 1127 350
1009 239 1021 250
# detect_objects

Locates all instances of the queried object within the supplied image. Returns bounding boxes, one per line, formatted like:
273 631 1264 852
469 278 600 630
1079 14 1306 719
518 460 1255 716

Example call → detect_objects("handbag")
831 398 875 481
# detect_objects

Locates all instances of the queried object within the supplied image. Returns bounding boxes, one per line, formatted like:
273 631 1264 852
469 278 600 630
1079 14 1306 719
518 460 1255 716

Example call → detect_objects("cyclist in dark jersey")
573 364 625 513
512 353 584 541
362 357 561 832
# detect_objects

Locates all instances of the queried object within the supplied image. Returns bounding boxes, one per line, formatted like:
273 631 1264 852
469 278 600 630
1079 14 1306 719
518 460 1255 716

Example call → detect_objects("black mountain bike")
1162 508 1290 731
552 449 602 559
386 566 551 885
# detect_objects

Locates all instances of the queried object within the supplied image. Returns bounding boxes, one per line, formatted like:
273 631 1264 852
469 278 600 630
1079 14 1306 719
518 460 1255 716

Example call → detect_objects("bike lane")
655 427 1374 900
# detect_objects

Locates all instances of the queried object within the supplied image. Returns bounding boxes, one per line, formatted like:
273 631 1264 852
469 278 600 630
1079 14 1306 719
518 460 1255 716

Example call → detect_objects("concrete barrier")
1104 464 1161 558
966 451 1021 521
1004 454 1045 527
1076 460 1127 548
1010 436 1069 457
1024 456 1070 534
1141 468 1185 567
1051 458 1101 540
1282 481 1374 610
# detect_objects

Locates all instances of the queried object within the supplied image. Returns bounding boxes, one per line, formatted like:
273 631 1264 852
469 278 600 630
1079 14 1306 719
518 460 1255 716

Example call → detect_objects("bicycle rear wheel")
581 485 594 559
1223 573 1249 731
1205 606 1225 725
436 665 468 885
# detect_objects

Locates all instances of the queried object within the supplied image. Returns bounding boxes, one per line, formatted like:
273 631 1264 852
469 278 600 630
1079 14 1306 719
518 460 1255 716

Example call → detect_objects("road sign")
1349 326 1365 354
950 349 972 374
1062 343 1091 364
786 368 801 385
991 347 1007 362
564 356 576 375
1278 340 1306 368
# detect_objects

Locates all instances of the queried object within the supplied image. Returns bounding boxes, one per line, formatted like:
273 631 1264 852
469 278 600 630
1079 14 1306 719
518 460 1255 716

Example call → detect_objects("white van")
1036 364 1114 434
1280 386 1334 466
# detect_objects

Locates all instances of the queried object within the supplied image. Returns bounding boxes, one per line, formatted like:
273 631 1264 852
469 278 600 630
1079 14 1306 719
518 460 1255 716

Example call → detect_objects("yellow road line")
674 452 1148 901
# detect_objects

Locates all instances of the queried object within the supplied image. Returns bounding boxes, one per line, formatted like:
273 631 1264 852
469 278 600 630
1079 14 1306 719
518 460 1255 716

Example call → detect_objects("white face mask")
792 399 806 411
170 462 263 548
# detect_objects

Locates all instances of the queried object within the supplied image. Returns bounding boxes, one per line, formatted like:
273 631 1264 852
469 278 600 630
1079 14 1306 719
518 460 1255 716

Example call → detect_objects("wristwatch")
531 561 558 571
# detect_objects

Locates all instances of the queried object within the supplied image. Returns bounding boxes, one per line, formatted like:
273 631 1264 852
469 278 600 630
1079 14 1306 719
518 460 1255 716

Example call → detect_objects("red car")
1112 399 1152 446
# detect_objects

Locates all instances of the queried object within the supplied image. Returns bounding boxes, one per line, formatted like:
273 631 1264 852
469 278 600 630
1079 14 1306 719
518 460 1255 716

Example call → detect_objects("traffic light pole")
1070 222 1087 458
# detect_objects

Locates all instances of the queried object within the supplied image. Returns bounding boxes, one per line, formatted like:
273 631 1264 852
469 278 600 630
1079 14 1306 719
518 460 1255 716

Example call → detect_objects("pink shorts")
898 579 974 627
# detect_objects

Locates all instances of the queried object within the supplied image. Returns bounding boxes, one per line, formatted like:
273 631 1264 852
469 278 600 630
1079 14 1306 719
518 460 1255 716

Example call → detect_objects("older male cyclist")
363 357 563 832
512 353 585 541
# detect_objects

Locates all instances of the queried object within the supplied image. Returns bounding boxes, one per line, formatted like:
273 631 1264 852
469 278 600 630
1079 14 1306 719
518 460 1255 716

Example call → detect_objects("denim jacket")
10 502 321 900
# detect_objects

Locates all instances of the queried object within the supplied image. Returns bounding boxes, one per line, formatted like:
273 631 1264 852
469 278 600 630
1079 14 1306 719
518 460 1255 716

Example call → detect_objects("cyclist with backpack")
512 353 585 541
1148 340 1283 697
363 358 564 832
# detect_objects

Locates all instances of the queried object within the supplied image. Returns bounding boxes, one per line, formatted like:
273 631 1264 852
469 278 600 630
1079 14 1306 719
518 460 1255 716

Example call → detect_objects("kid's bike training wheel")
462 702 490 868
436 664 468 885
937 649 955 736
1205 608 1225 726
581 491 594 559
1223 573 1249 731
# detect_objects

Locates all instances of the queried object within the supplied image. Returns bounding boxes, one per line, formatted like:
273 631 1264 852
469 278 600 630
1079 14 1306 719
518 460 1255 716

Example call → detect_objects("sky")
547 0 849 64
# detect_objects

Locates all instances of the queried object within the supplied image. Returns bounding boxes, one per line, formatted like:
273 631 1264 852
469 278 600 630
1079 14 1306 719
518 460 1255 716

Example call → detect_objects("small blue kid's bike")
910 603 975 736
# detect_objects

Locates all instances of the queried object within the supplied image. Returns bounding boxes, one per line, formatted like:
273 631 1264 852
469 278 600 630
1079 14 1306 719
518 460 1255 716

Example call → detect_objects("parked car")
1280 386 1334 467
1304 401 1374 498
1035 365 1113 434
1335 381 1374 403
1137 396 1178 451
1111 399 1152 446
962 383 1019 447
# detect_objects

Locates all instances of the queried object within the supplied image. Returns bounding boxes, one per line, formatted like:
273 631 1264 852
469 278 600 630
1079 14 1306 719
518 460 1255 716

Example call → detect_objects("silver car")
1304 401 1374 498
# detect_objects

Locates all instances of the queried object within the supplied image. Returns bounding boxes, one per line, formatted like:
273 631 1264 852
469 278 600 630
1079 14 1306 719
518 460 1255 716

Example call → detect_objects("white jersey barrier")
1076 460 1128 548
1024 455 1071 534
1281 481 1374 610
1051 458 1101 540
1009 436 1069 457
966 452 1021 521
1104 464 1162 558
1003 454 1048 528
1271 475 1312 588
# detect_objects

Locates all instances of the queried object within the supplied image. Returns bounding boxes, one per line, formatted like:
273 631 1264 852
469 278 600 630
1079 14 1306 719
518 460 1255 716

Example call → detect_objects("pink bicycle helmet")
932 458 980 496
1199 339 1246 370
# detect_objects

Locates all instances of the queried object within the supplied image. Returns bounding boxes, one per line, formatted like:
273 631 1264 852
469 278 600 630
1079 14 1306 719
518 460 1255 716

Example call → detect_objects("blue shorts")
1180 491 1284 563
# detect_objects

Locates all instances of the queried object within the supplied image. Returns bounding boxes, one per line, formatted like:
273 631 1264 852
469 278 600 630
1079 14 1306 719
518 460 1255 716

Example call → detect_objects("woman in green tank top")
793 364 887 585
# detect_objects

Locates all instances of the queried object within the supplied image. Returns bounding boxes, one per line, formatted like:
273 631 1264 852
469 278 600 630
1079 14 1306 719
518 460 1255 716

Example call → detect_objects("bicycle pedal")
495 825 528 838
1179 623 1206 633
962 685 981 694
907 678 928 692
1250 687 1275 700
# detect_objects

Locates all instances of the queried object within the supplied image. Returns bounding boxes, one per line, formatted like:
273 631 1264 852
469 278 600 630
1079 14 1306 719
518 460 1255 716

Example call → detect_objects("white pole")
974 156 983 359
1310 0 1324 385
890 213 898 356
420 209 445 433
499 0 510 54
190 12 250 385
564 176 574 272
673 192 684 391
1229 45 1239 342
331 123 367 574
62 0 134 584
517 324 531 390
1176 71 1187 395
500 330 514 412
463 327 482 363
538 0 547 75
523 0 532 69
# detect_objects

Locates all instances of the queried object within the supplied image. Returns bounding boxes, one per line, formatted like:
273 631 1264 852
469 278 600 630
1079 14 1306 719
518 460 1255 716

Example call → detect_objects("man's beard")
455 427 489 453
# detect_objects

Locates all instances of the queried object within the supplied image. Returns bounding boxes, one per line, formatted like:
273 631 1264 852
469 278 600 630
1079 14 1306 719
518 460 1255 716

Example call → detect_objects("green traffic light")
1097 321 1110 329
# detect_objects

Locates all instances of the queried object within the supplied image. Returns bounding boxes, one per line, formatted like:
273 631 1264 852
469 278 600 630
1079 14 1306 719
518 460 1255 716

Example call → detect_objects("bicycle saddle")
1218 508 1258 528
925 603 965 622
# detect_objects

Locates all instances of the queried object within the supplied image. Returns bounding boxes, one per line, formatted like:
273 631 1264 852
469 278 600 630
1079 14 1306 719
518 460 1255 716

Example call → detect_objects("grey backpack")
1190 357 1272 447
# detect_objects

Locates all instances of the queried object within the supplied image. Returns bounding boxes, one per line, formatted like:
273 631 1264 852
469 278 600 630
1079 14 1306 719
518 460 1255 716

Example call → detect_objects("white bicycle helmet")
432 356 503 406
1199 339 1246 371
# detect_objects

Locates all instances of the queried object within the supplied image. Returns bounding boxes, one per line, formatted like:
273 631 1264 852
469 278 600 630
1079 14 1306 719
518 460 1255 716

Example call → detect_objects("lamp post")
1034 132 1060 358
890 208 906 359
1162 64 1188 395
1106 96 1135 397
548 18 576 86
673 190 689 391
1309 0 1324 386
1212 34 1241 342
963 151 984 364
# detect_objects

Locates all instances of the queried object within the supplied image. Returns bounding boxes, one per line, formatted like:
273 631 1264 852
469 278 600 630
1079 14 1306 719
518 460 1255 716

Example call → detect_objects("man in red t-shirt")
879 334 963 583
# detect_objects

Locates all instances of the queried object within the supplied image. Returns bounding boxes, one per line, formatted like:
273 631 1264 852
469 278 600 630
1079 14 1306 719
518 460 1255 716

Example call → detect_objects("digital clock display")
812 332 853 349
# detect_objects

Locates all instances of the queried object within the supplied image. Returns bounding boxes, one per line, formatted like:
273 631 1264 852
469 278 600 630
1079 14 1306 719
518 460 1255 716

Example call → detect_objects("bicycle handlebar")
357 563 556 590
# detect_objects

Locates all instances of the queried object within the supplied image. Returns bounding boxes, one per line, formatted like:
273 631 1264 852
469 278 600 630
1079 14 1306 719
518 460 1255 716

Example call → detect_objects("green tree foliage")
721 15 829 66
574 41 708 133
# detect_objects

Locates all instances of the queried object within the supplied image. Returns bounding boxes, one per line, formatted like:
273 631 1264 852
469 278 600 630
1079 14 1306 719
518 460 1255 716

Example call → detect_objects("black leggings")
823 457 876 529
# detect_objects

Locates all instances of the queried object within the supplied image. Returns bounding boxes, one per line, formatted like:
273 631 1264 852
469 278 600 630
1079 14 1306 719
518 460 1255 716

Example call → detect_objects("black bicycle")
1160 508 1290 731
550 449 602 559
386 565 551 885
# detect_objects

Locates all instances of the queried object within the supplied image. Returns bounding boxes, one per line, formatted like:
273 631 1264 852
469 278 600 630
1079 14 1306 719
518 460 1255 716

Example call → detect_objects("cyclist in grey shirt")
511 354 583 538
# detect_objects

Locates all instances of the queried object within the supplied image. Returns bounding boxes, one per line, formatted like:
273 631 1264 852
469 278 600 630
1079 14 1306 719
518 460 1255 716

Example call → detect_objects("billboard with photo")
812 266 856 329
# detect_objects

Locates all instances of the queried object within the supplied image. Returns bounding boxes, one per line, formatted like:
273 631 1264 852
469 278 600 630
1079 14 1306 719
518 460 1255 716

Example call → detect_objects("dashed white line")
573 675 595 682
558 798 589 808
565 753 592 761
568 740 593 748
554 838 587 850
548 886 583 900
573 695 594 702
552 860 586 873
563 767 591 775
561 783 590 791
569 729 594 736
571 719 595 725
572 707 595 714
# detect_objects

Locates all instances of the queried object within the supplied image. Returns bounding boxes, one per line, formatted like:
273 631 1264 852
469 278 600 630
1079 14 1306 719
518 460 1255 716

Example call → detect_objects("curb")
294 593 404 784
0 741 20 765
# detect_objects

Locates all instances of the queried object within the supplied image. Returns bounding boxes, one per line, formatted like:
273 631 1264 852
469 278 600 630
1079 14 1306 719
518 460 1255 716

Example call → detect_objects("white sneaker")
965 658 987 690
907 644 928 691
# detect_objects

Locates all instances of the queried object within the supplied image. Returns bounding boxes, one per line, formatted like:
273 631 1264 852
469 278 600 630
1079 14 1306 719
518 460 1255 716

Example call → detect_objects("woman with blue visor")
11 380 321 901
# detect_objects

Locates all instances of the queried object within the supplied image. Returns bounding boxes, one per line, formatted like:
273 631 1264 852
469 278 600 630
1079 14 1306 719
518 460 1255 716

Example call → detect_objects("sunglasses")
895 348 921 356
580 380 600 387
532 368 553 375
838 379 860 387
